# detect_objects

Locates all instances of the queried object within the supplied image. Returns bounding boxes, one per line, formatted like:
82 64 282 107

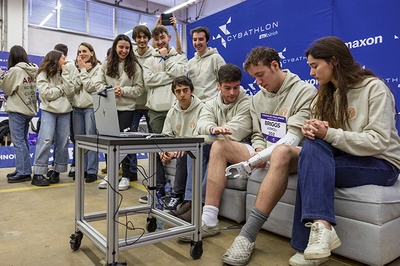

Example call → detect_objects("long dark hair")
106 34 140 79
75 42 100 69
37 50 64 79
306 36 376 129
8 45 29 69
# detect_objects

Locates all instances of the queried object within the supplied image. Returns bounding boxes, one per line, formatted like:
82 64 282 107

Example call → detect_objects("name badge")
261 113 286 143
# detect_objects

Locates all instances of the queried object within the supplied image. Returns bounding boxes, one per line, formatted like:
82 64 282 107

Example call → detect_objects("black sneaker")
85 174 97 183
46 169 54 177
32 174 50 186
139 195 148 204
49 171 60 184
166 193 184 210
6 170 17 178
68 166 75 177
8 174 31 183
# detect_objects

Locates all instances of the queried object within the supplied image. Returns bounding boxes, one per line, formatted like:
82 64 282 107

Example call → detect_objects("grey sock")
239 207 269 243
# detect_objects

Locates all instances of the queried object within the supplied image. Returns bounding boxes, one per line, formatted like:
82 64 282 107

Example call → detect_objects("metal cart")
70 135 204 265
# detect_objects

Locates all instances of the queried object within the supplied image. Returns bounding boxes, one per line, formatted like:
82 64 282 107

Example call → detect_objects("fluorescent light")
39 13 54 26
124 30 133 35
163 0 197 14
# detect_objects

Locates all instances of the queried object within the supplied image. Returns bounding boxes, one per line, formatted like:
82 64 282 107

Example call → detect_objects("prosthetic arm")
225 132 301 179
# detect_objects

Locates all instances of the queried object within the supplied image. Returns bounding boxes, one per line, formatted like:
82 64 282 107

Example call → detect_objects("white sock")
202 205 219 226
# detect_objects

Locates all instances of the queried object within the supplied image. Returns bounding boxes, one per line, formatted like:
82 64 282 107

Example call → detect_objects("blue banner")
187 0 400 134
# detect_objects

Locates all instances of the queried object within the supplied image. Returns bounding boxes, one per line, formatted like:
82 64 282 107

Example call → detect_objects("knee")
210 140 227 155
270 145 295 165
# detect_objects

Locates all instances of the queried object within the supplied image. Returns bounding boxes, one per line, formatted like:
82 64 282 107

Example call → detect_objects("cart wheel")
190 240 203 260
146 217 157 232
69 231 83 251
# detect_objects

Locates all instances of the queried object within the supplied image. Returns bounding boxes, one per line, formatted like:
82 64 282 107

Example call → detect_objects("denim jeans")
118 110 135 177
73 107 98 174
8 112 33 175
290 138 400 252
33 110 70 174
173 155 188 195
69 111 75 167
184 144 211 202
129 109 151 174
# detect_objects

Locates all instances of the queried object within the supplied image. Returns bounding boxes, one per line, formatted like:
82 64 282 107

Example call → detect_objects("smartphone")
161 13 174 26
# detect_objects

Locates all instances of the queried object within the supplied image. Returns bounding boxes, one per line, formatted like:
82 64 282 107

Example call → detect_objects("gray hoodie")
250 70 317 150
187 47 226 101
197 87 252 144
1 62 38 116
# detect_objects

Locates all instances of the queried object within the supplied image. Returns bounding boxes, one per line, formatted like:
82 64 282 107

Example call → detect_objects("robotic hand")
225 132 301 179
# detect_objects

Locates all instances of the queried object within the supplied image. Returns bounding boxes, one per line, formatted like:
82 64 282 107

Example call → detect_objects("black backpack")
0 119 10 145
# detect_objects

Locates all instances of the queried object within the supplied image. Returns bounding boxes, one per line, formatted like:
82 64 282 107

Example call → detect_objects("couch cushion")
247 168 400 224
226 176 248 190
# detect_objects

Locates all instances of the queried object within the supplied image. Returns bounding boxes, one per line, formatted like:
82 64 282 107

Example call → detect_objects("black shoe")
8 174 32 183
85 174 97 183
47 169 54 177
68 166 75 177
6 170 17 178
49 171 60 184
31 174 50 186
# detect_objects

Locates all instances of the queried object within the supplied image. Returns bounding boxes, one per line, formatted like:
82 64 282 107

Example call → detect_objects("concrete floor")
0 160 397 266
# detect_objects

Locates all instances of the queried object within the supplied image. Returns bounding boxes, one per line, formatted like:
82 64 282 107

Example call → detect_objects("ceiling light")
163 0 197 14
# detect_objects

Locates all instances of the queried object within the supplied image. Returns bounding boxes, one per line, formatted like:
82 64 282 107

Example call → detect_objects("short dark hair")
190 26 210 42
243 46 281 71
217 64 242 84
54 43 68 56
152 25 169 38
132 25 151 40
171 76 194 94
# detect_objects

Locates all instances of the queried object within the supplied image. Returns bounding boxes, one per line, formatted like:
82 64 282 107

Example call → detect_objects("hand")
210 126 232 135
158 47 168 58
160 152 174 164
114 86 122 98
302 119 329 140
170 16 177 30
156 15 162 26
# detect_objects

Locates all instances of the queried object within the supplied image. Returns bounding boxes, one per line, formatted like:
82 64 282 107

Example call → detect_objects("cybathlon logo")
278 47 307 65
212 17 279 48
345 35 383 49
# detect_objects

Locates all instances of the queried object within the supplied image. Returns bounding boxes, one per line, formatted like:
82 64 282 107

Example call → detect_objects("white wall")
4 0 244 57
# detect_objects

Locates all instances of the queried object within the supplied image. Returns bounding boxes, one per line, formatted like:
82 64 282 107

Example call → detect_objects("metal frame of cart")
70 135 204 265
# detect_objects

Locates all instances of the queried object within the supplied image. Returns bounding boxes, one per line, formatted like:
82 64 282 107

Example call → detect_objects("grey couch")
219 168 400 266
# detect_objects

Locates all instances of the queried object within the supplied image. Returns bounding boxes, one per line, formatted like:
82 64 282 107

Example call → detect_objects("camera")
161 13 174 26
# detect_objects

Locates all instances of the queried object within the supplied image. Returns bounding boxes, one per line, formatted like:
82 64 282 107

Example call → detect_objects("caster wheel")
69 231 83 251
146 217 157 232
190 240 203 260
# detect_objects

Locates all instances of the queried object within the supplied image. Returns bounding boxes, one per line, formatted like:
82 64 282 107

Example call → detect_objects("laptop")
91 87 167 138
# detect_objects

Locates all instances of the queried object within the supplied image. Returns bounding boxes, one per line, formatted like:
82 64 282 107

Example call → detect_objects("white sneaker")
289 252 329 266
222 236 255 265
303 222 341 260
98 176 108 189
179 222 220 242
118 177 130 191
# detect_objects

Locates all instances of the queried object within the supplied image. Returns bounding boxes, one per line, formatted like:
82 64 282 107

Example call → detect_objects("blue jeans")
33 110 70 174
290 138 399 252
73 107 98 174
130 109 151 173
9 112 33 175
185 144 211 202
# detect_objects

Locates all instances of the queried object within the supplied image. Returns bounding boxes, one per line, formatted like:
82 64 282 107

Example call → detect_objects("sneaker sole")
304 239 341 260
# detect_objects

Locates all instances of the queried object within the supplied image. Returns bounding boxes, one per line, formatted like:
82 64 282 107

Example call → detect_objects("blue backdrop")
187 0 400 133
